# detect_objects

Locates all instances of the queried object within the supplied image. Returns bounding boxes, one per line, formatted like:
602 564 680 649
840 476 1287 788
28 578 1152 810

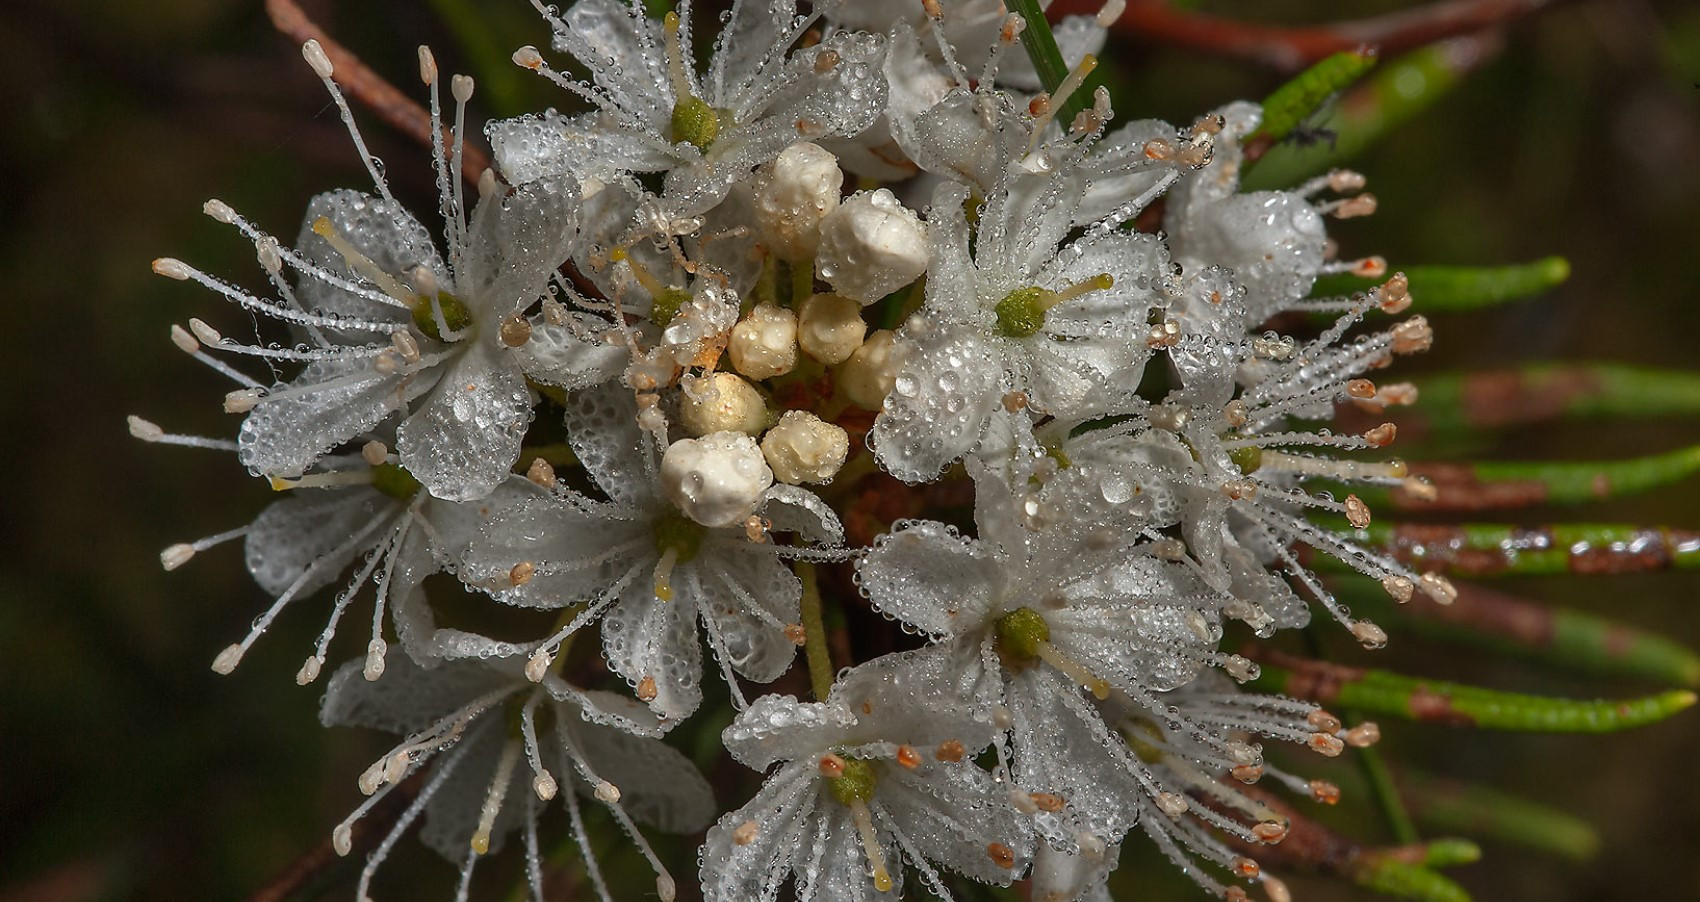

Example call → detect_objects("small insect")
1283 111 1339 150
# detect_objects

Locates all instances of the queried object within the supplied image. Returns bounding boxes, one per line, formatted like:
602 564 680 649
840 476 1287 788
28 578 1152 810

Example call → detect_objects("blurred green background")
2 1 1698 899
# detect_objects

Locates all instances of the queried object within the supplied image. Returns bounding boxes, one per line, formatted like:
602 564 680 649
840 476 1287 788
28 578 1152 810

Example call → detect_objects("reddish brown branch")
264 0 491 182
1053 0 1563 70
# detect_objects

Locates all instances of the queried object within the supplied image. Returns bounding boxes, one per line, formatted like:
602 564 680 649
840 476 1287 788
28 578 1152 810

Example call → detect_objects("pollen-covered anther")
1309 779 1342 805
1002 390 1030 412
1401 476 1440 502
1232 857 1261 878
1380 575 1415 603
1221 478 1258 500
1252 820 1289 843
1156 791 1189 817
1143 138 1178 161
499 315 532 347
1331 193 1378 219
1345 722 1382 747
1345 378 1377 399
784 623 807 646
1309 730 1348 756
1351 620 1388 650
1344 494 1372 529
1028 94 1052 117
1222 654 1258 683
936 739 966 763
1224 887 1249 902
1146 320 1181 348
189 318 223 346
637 675 658 702
813 48 840 73
1230 763 1263 783
988 842 1017 870
524 648 552 683
1029 792 1065 812
159 543 195 571
170 324 200 354
509 561 536 587
1377 272 1412 313
1222 399 1250 427
1363 422 1398 448
1328 169 1368 192
526 457 558 489
128 416 165 442
1351 256 1389 278
895 745 921 770
1378 382 1420 406
301 39 334 78
534 771 558 801
1420 572 1458 605
818 753 847 779
1391 315 1433 354
593 780 621 804
732 820 760 846
211 643 244 675
1307 709 1343 732
512 45 544 70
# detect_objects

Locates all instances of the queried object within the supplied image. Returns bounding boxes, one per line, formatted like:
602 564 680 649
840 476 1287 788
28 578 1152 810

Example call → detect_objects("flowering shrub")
137 1 1697 899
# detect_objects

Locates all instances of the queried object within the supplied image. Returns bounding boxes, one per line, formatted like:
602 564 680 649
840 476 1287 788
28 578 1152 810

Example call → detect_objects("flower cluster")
142 1 1457 898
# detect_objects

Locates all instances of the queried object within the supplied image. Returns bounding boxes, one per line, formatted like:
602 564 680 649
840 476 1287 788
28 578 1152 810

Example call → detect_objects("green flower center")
994 606 1052 664
650 286 693 327
1228 444 1263 475
652 513 705 564
827 757 880 806
670 95 724 151
370 462 422 500
411 290 474 341
994 286 1054 338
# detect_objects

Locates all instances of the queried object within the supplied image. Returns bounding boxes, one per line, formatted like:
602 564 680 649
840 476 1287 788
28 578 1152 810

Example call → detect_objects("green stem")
1007 0 1091 128
1310 257 1570 313
797 562 834 701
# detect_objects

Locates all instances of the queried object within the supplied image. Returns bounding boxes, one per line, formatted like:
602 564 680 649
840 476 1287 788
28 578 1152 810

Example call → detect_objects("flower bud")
796 293 867 364
815 189 928 304
660 432 774 528
838 328 901 410
752 142 842 261
728 304 798 380
761 410 850 485
678 372 769 437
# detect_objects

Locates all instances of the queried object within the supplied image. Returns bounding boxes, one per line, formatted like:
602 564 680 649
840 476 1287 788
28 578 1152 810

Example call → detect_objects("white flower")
157 53 624 503
701 653 1034 900
662 431 775 528
492 0 888 217
320 654 713 902
867 178 1167 483
459 386 843 721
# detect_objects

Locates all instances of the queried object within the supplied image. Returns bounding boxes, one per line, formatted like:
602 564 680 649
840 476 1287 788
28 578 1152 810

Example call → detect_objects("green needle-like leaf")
1407 363 1700 433
1243 41 1478 190
1333 521 1700 577
1310 257 1570 312
1007 0 1092 128
1399 770 1601 861
1351 854 1473 902
1334 577 1700 688
1344 444 1700 512
1243 48 1379 169
1250 660 1697 731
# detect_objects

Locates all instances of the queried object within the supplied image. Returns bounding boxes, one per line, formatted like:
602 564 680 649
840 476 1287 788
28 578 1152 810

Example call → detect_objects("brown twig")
1052 0 1564 70
264 0 491 183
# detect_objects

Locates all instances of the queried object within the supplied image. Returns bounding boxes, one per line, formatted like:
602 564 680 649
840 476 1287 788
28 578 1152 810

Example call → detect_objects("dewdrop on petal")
796 293 867 364
728 304 798 380
761 411 849 485
838 328 900 409
678 372 769 437
752 142 843 261
815 189 929 304
660 432 774 528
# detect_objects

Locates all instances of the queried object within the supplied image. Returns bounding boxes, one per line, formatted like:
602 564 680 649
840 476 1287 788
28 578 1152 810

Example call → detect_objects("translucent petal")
244 486 398 597
869 325 1003 483
238 358 422 479
857 520 1002 640
599 567 704 721
700 761 818 902
395 343 533 502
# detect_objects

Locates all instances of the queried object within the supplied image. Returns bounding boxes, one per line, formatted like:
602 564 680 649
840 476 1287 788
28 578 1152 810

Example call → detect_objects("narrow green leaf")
1242 41 1477 190
1416 838 1483 869
1344 444 1700 513
1333 577 1700 688
1310 257 1570 312
1351 855 1472 902
1409 363 1700 433
1336 521 1700 577
1399 769 1600 861
1243 49 1379 167
1007 0 1092 128
1250 662 1696 732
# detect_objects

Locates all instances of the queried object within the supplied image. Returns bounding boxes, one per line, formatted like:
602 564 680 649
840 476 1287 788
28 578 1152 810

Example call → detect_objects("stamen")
849 799 893 893
652 546 680 602
301 41 398 209
1034 640 1110 699
470 739 523 855
159 525 248 571
310 218 415 305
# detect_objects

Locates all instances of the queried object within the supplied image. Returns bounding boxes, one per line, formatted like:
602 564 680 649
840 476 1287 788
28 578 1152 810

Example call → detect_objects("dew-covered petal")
1005 666 1147 845
599 569 704 721
857 520 1002 640
876 761 1034 886
488 111 676 186
564 704 716 832
691 552 799 684
869 325 1003 483
238 358 423 479
293 189 445 324
244 486 399 597
318 654 515 734
722 694 859 770
760 483 844 546
509 315 628 390
700 761 819 902
464 494 651 610
563 383 656 507
396 343 533 502
419 719 526 860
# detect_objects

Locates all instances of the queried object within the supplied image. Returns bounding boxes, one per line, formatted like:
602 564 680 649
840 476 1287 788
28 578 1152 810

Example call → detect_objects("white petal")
857 520 1002 640
869 325 1003 483
396 344 533 502
244 486 398 596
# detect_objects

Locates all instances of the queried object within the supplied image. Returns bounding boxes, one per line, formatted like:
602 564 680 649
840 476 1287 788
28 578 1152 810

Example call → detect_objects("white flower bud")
661 432 774 528
815 189 928 304
796 293 867 364
678 372 769 437
752 142 843 261
761 410 850 485
728 304 798 380
838 328 901 410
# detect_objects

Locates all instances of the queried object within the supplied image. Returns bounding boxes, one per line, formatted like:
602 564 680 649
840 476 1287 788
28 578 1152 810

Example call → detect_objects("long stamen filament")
471 739 523 855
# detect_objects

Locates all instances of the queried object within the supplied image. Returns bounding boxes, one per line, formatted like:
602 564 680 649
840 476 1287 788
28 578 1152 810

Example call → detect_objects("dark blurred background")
2 1 1698 899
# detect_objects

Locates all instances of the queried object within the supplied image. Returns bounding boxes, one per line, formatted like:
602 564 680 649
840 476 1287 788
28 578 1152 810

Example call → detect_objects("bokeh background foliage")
2 0 1699 899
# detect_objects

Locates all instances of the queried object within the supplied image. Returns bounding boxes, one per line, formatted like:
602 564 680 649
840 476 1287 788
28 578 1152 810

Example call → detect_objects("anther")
1251 820 1288 843
534 771 558 801
212 643 244 675
593 780 621 803
513 46 543 70
1344 494 1372 529
1344 722 1381 747
1382 575 1415 603
1222 654 1258 682
896 746 921 770
297 655 324 685
363 638 387 681
1378 272 1412 313
1308 731 1347 756
1420 572 1457 605
202 199 236 224
637 675 658 702
1351 620 1388 650
189 318 223 346
1029 792 1065 812
1363 422 1397 448
1351 256 1388 278
525 648 552 683
526 457 557 489
152 257 192 280
499 315 532 348
1330 193 1378 219
784 623 807 645
988 842 1016 869
417 45 438 85
1225 887 1248 902
1232 857 1260 878
302 39 335 79
1230 764 1263 783
1156 791 1189 817
171 324 200 353
1307 710 1343 732
1345 378 1376 399
936 740 966 763
1309 780 1342 805
160 543 195 571
733 820 759 846
333 824 354 856
128 415 165 442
